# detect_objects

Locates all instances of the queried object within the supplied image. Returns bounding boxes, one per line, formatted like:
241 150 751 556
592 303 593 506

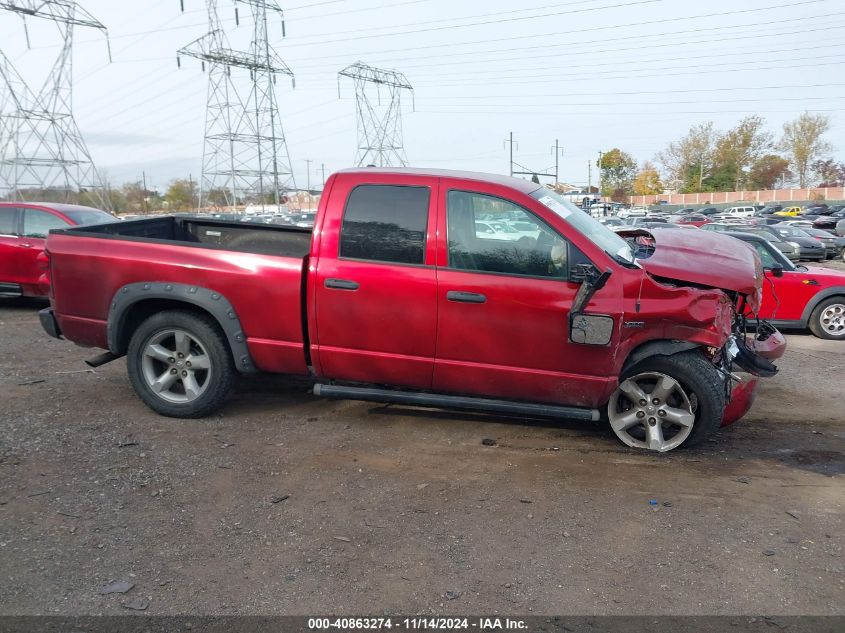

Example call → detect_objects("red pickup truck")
40 169 785 452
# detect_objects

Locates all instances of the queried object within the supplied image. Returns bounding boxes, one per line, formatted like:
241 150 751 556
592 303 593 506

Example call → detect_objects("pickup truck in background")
40 169 786 452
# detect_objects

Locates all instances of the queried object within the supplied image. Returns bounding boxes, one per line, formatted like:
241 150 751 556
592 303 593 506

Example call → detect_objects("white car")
617 206 649 219
721 206 757 218
475 221 520 240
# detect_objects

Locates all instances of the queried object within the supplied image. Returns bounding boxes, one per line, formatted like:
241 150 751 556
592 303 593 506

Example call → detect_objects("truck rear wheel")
607 351 725 452
126 310 237 418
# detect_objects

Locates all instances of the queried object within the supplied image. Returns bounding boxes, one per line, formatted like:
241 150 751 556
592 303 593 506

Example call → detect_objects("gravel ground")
1 262 843 616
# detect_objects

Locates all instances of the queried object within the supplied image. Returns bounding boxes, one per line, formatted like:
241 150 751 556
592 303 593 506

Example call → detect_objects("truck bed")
62 215 312 258
46 215 312 376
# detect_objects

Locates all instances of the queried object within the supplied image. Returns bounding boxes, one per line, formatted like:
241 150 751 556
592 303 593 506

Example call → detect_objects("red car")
39 169 784 452
728 231 845 339
673 213 711 228
0 202 115 298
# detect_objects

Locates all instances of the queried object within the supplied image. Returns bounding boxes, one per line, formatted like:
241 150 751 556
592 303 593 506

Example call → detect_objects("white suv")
721 206 757 218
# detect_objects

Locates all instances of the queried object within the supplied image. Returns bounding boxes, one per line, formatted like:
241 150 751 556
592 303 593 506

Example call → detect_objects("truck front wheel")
126 310 237 418
607 351 725 452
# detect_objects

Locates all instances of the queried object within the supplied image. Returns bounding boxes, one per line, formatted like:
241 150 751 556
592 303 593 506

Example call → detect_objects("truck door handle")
324 278 359 291
447 290 487 304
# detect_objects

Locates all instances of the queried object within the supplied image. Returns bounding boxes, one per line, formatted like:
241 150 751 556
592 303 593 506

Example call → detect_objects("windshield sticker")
538 195 572 218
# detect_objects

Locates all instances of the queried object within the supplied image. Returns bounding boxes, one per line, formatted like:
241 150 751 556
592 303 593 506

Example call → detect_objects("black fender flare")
621 339 699 375
107 282 257 373
799 286 845 324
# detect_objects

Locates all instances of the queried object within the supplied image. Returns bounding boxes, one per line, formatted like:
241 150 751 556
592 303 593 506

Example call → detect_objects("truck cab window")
340 185 429 265
0 208 19 235
23 209 69 238
447 190 569 278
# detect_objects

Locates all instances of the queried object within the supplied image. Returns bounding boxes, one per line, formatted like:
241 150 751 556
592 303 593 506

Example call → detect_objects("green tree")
632 161 663 195
711 115 773 191
811 158 845 187
656 121 716 193
780 112 833 187
598 148 637 197
747 154 790 190
164 178 197 211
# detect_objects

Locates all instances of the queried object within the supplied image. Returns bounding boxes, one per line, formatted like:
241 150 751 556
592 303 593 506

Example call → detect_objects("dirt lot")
1 264 843 616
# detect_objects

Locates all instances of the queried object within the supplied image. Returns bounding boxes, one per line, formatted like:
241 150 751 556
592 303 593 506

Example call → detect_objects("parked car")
750 216 784 226
800 204 829 216
721 206 757 218
813 209 845 231
838 218 845 237
0 202 116 298
757 225 826 261
803 228 841 258
755 205 783 215
617 206 649 219
773 206 802 217
701 224 799 261
597 217 625 228
727 232 845 339
673 214 710 227
625 216 668 227
696 207 720 216
39 168 784 452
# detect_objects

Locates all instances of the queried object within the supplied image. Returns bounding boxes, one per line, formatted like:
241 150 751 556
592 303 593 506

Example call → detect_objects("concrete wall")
627 187 845 206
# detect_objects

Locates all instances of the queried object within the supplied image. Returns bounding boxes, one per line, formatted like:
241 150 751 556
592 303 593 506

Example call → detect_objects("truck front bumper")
721 375 759 427
720 322 786 426
39 307 62 340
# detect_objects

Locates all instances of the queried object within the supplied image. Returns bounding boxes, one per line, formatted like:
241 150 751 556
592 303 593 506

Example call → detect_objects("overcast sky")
2 0 842 191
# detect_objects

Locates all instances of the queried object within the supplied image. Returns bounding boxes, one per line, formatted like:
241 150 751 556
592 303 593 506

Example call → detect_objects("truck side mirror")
770 265 784 278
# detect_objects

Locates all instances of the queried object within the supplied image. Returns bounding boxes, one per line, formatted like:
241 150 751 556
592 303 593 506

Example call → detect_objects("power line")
282 0 829 64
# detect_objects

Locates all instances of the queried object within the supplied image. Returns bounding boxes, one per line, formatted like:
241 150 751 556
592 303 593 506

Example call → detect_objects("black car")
758 225 826 261
801 204 829 216
696 207 720 215
813 209 845 230
803 228 841 258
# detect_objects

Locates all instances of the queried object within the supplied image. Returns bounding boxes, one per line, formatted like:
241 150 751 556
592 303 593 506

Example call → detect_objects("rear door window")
340 185 429 265
22 209 70 238
0 207 19 235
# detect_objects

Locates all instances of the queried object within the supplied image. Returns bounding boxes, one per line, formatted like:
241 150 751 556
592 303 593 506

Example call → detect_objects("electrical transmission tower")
0 1 111 208
338 61 413 168
178 0 295 210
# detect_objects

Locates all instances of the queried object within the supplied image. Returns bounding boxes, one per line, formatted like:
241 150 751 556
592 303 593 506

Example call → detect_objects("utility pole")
304 159 312 191
587 160 592 194
189 173 195 211
141 171 148 214
320 163 326 189
597 150 604 200
550 139 563 184
504 132 517 176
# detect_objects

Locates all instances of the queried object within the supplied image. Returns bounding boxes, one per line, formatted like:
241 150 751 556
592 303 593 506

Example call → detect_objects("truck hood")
628 228 763 311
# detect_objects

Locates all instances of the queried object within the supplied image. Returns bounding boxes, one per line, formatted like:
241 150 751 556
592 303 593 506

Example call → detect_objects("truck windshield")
529 188 634 265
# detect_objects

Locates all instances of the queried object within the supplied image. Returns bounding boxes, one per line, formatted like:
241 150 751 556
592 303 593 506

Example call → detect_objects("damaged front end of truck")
617 227 786 429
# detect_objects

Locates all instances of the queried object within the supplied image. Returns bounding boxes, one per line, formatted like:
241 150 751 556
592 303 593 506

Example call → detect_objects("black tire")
609 350 726 451
126 310 237 417
808 296 845 340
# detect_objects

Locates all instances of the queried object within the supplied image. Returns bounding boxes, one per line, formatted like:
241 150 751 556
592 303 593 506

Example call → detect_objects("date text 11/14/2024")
308 617 528 630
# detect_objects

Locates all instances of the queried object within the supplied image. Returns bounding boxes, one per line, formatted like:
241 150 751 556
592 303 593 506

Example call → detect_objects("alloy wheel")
608 371 697 452
140 328 212 403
